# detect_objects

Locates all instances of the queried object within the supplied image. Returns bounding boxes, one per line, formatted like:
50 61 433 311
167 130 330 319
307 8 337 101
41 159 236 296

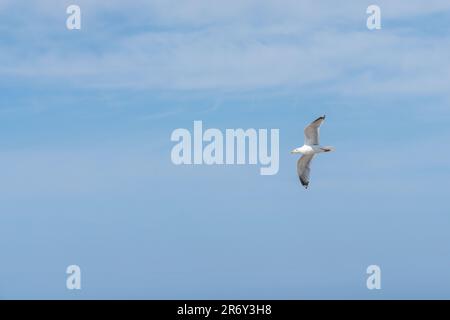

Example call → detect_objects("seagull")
290 115 335 189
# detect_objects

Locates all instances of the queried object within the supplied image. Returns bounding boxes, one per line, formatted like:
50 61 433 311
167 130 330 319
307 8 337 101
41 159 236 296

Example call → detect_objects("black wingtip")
299 176 309 189
313 115 326 123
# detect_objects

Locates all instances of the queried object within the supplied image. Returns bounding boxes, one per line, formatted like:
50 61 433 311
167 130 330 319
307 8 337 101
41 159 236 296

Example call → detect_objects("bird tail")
321 146 335 152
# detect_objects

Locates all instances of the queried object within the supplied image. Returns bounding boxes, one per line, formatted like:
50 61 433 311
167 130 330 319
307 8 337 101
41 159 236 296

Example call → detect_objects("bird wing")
297 154 315 189
304 115 325 145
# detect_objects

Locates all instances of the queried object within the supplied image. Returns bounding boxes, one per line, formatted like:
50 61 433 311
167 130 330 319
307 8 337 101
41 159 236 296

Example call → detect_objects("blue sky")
1 0 450 299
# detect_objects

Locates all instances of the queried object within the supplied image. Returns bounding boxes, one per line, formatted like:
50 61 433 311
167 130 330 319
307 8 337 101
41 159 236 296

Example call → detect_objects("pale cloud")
1 1 449 97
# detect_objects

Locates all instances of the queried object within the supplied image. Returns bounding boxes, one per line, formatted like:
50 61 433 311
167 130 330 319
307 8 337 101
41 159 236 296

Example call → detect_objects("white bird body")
293 144 328 155
291 115 335 188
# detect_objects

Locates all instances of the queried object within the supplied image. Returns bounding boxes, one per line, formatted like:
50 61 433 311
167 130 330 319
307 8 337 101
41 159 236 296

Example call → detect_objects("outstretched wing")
304 115 325 145
297 154 315 189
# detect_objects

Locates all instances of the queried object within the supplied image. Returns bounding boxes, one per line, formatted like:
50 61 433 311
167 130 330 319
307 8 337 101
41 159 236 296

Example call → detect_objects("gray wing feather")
297 154 315 189
304 115 325 145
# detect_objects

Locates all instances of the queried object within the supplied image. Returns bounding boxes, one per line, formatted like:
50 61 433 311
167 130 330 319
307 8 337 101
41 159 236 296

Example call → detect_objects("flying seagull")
291 115 335 189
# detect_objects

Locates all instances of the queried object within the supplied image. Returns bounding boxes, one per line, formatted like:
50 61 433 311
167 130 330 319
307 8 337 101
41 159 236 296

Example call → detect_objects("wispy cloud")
1 0 450 98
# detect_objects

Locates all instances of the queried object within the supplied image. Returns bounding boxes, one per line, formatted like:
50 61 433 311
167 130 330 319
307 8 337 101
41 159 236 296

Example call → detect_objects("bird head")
290 147 302 154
